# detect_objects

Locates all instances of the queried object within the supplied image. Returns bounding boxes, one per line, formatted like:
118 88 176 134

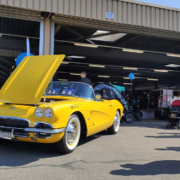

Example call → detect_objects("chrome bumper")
24 128 65 134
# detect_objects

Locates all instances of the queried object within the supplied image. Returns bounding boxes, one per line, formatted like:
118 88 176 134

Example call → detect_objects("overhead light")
122 48 144 53
154 69 168 73
74 43 98 48
67 56 86 59
124 83 133 85
98 75 110 78
167 53 180 58
123 77 129 79
62 62 69 64
90 30 126 42
70 73 80 76
89 64 105 68
165 64 180 68
147 78 158 81
58 79 68 81
123 67 138 70
0 34 2 37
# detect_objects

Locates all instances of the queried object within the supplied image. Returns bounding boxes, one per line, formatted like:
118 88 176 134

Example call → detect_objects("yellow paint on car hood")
0 55 65 105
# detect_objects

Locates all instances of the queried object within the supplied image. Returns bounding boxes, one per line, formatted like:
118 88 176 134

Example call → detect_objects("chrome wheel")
125 113 134 123
67 121 77 145
65 116 81 150
114 111 120 132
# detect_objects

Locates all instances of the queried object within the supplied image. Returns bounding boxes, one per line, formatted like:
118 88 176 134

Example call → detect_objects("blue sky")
135 0 180 8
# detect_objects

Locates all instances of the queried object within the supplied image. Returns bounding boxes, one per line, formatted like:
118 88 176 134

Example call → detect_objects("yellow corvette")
0 55 123 153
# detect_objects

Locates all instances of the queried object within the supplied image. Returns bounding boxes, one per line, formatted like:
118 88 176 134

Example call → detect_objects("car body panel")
0 55 65 104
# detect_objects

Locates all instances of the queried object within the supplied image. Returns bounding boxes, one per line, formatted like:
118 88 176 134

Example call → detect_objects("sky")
135 0 180 8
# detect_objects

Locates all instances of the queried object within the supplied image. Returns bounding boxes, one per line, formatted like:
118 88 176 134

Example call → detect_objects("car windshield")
45 81 95 100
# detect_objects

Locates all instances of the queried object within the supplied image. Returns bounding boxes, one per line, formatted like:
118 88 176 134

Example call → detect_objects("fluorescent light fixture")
154 69 168 73
147 78 158 81
0 34 2 37
123 67 138 70
98 75 110 78
58 79 68 81
62 62 69 64
122 48 144 53
90 30 126 42
74 43 98 48
167 53 180 58
89 64 105 68
67 56 86 59
124 83 133 85
123 77 129 79
70 73 80 76
165 64 180 68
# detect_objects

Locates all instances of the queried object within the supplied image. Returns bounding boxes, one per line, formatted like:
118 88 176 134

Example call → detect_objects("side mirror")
96 94 101 100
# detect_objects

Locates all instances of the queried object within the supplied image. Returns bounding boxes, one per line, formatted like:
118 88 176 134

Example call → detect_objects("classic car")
93 83 143 123
0 55 123 154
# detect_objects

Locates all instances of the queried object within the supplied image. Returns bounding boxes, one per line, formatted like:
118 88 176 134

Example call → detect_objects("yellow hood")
0 55 65 104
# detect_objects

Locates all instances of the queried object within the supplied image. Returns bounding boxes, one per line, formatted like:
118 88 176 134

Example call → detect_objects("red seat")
172 100 180 106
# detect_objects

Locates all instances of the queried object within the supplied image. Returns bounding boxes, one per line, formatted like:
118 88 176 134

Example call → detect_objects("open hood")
0 55 65 104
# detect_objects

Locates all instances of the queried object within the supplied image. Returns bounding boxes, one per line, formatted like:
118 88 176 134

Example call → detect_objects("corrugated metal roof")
0 0 180 33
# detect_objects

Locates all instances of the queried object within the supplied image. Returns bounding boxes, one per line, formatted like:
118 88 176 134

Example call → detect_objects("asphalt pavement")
1 119 180 180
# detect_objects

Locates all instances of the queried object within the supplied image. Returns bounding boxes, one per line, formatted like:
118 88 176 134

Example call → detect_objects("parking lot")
0 120 180 180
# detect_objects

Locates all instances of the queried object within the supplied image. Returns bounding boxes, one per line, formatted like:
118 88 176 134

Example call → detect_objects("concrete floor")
0 120 180 180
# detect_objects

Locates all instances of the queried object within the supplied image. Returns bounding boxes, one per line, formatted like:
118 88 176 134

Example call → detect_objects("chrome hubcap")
114 113 119 131
67 122 77 145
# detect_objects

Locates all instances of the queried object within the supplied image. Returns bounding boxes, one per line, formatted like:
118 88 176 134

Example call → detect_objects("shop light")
70 73 80 76
123 77 129 79
122 48 144 53
165 64 180 68
167 53 180 58
74 43 98 48
147 78 158 81
58 79 68 81
123 67 138 70
154 69 168 73
98 75 110 78
67 56 86 59
124 83 133 85
89 64 105 68
62 62 69 64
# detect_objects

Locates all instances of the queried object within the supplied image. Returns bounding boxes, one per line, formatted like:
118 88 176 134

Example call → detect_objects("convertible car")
0 55 123 154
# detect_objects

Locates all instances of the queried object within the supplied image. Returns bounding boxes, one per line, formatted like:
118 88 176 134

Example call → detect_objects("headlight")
35 108 43 118
44 108 53 118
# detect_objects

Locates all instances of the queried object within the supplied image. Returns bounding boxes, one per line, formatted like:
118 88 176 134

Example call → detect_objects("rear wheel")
125 112 134 123
136 111 143 121
56 115 81 154
107 110 120 134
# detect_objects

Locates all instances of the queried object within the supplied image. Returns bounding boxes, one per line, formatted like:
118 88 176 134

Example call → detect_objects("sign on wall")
106 12 114 19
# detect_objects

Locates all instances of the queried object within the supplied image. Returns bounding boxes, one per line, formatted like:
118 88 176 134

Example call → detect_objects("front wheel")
125 112 134 123
136 111 143 121
107 110 120 134
56 115 81 154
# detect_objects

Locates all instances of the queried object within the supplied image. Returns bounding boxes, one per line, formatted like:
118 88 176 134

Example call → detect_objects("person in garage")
80 71 91 85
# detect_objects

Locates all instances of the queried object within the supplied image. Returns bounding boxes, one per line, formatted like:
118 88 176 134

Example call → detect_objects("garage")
0 0 180 112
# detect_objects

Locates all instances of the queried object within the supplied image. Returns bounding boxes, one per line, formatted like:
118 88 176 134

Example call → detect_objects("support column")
39 17 44 55
39 15 55 55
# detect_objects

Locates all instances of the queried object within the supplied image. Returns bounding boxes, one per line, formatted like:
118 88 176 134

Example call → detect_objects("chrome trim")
24 128 65 134
0 116 30 127
33 121 54 129
14 134 30 138
0 126 24 130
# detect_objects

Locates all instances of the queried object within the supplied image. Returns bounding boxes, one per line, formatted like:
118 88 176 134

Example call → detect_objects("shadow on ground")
0 131 107 167
145 132 180 138
155 147 180 152
110 160 180 176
